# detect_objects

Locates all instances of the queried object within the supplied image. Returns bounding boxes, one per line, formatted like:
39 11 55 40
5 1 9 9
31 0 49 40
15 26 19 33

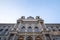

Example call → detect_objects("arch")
20 26 25 32
27 26 32 32
8 34 14 40
35 36 42 40
18 36 24 40
34 26 39 32
26 36 33 40
28 26 32 28
21 26 25 29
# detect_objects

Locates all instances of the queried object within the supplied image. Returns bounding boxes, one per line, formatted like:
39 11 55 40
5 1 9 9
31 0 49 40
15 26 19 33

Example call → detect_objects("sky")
0 0 60 23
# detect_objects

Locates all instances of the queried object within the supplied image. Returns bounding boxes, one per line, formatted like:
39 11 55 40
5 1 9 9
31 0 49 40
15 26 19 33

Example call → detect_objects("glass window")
34 26 39 32
51 26 53 28
53 29 55 31
20 26 25 32
53 39 55 40
5 29 8 31
0 29 3 32
56 26 59 28
27 26 32 32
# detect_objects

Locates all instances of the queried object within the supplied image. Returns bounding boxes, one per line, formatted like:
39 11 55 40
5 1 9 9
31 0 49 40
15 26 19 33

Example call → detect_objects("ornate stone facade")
0 16 60 40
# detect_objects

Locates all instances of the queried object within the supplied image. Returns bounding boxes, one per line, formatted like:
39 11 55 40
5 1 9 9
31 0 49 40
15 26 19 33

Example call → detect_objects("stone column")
42 33 47 40
43 35 46 40
18 21 21 31
33 35 35 40
49 35 53 40
1 37 4 40
7 33 10 40
31 23 35 32
6 36 9 40
13 34 16 40
38 21 43 32
25 24 28 32
24 35 26 40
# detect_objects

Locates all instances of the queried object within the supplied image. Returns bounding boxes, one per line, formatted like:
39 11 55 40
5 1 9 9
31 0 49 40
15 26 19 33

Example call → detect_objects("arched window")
53 29 55 31
27 26 32 32
35 36 42 40
20 26 25 32
34 26 39 32
18 36 24 40
27 36 33 40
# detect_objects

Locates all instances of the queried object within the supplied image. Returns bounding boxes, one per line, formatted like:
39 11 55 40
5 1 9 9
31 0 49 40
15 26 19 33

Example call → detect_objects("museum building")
0 16 60 40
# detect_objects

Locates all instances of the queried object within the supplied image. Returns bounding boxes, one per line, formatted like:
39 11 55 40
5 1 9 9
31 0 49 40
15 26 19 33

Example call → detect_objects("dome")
27 16 34 19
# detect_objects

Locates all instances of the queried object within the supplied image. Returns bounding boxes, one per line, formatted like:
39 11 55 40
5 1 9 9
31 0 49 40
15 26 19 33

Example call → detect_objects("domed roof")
27 16 34 19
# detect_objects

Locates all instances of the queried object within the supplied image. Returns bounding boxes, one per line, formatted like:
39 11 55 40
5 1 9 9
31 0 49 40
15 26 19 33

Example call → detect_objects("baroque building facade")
0 16 60 40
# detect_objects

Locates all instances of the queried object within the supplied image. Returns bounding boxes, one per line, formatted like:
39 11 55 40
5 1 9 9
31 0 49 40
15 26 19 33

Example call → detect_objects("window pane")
20 26 25 32
27 26 32 32
34 27 39 32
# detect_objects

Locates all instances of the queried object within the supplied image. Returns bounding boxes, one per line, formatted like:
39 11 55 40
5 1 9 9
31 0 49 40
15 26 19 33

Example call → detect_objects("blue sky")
0 0 60 23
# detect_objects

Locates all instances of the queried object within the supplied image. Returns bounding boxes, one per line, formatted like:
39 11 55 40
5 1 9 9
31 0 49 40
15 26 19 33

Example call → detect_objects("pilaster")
49 34 53 40
24 35 26 40
33 35 35 40
13 34 16 40
1 37 4 40
42 32 47 40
